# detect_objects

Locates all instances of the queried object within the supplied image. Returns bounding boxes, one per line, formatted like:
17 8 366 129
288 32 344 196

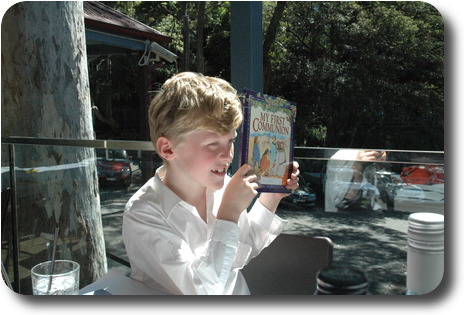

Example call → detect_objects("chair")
241 233 333 295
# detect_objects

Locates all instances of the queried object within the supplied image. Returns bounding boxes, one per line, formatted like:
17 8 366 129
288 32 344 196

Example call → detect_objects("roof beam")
85 29 146 52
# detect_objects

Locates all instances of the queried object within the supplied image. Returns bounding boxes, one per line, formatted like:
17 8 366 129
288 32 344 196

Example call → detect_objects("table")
79 268 169 295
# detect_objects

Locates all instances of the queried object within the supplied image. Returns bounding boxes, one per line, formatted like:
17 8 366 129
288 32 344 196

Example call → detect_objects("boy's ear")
156 137 175 161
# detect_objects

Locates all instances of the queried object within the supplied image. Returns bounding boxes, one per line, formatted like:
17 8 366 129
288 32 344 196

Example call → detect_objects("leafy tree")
263 1 288 92
99 2 444 151
268 1 444 150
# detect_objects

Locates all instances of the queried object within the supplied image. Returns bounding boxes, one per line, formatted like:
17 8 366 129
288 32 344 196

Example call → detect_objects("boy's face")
170 129 237 191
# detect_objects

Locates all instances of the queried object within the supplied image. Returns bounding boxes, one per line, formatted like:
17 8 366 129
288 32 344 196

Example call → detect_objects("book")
239 88 297 193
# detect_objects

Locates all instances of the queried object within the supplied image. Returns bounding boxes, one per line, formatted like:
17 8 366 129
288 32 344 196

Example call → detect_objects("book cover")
239 88 297 193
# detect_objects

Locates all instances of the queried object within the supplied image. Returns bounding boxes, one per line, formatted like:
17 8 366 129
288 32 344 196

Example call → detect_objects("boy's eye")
206 137 235 148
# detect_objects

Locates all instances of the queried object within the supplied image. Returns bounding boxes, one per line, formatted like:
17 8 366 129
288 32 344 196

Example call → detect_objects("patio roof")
84 1 175 61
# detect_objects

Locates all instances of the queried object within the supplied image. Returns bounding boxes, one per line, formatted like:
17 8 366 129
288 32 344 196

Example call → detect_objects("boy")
122 72 299 295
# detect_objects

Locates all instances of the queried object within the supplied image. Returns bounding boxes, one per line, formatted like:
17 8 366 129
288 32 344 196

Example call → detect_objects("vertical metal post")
8 144 20 293
230 1 263 173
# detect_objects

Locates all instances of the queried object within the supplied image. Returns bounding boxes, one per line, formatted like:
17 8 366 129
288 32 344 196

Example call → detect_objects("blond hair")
148 72 243 152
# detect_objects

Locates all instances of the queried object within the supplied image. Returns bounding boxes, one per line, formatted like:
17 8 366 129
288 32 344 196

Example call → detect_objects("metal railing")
3 136 156 151
3 136 445 163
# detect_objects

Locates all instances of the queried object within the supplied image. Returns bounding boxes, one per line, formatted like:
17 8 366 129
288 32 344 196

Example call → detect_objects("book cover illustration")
239 88 297 193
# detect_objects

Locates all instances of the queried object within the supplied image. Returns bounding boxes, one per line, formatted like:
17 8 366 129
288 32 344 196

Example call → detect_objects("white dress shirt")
122 166 287 295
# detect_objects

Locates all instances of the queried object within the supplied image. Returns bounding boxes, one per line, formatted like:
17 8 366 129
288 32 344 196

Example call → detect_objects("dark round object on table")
315 267 368 295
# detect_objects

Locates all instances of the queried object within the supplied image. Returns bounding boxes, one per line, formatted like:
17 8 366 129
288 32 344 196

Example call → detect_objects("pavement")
277 204 411 295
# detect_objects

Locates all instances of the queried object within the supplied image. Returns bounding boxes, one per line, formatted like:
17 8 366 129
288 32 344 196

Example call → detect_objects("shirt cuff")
212 219 241 246
234 242 252 268
248 200 287 235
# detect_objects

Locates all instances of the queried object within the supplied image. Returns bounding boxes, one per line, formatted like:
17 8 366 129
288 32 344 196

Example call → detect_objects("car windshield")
96 149 127 160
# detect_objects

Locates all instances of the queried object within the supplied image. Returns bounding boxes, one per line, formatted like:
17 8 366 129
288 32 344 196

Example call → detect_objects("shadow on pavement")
278 207 410 295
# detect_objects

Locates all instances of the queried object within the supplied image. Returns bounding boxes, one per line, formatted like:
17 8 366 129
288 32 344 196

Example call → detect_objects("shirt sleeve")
195 219 242 294
234 199 287 267
123 206 243 295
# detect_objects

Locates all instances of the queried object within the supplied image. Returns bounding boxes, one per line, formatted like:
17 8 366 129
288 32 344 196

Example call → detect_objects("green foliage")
268 1 443 150
95 1 444 150
110 1 231 77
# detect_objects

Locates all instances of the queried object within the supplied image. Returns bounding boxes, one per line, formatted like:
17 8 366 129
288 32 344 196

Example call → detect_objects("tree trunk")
196 2 205 73
1 1 107 293
263 1 287 93
182 2 190 71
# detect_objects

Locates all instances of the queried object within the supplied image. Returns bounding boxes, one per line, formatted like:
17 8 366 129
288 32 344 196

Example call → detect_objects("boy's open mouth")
211 163 229 175
211 168 226 174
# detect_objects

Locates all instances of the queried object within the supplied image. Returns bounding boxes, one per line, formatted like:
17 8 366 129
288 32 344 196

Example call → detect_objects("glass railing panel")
292 147 444 214
1 142 107 293
1 139 165 293
2 138 445 295
279 147 444 294
97 148 162 275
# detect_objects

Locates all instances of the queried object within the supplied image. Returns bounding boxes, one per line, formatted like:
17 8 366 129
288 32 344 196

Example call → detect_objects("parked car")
96 149 132 187
375 168 444 214
298 159 327 197
282 175 317 207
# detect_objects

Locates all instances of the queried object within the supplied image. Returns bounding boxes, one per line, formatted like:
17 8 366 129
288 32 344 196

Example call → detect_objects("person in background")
325 149 386 212
122 72 299 295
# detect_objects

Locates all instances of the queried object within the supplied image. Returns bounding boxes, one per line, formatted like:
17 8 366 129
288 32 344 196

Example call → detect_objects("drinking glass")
31 260 80 295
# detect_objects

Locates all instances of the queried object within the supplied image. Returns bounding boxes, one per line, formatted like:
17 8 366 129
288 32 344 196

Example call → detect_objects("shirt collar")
153 166 185 218
152 166 229 220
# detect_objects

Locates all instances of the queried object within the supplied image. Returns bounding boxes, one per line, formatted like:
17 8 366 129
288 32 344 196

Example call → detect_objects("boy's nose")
220 145 234 163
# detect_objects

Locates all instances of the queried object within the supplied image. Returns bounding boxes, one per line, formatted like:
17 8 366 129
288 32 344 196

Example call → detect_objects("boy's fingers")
239 164 253 176
240 164 260 181
291 168 300 179
245 173 261 184
249 181 261 190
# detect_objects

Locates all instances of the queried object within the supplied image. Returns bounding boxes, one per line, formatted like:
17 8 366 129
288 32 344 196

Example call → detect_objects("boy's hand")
217 164 261 223
284 161 300 192
259 161 300 212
